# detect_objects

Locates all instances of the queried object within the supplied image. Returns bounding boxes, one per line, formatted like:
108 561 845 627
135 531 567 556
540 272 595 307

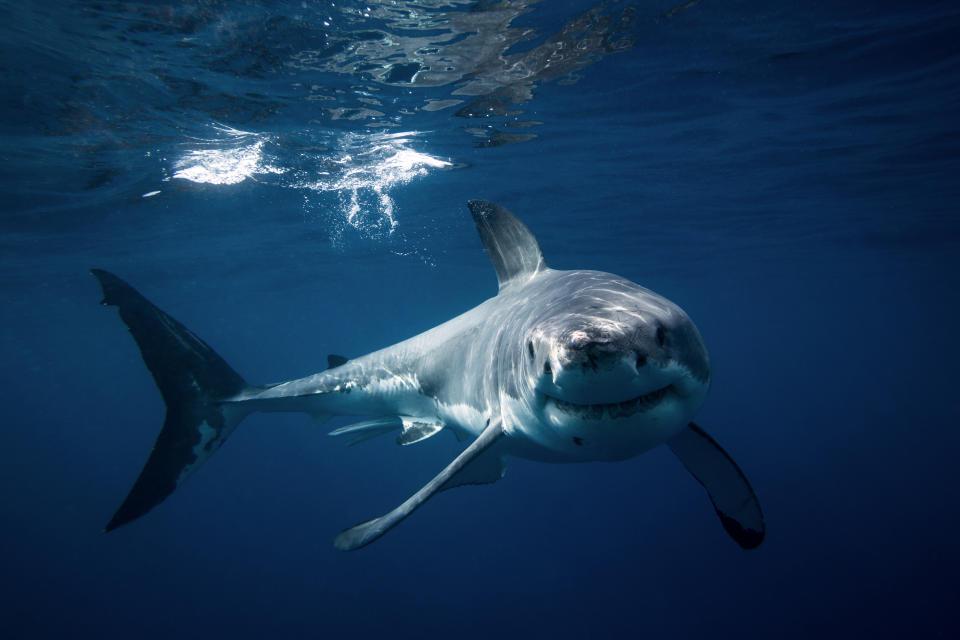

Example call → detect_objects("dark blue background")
2 1 958 638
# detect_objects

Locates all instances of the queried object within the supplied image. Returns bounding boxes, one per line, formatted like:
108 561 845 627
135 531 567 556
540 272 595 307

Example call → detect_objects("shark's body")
94 200 764 550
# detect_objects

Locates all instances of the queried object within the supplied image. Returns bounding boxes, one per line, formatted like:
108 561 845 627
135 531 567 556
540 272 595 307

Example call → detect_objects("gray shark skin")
93 200 764 551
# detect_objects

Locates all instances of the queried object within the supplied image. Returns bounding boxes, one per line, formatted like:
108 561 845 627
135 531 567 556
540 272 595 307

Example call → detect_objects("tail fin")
92 269 251 532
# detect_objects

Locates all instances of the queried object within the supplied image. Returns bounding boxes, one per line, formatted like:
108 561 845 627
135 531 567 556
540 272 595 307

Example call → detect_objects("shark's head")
466 200 710 461
514 271 710 461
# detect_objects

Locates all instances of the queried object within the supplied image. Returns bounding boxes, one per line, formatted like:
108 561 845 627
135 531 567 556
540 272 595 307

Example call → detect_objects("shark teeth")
546 386 672 420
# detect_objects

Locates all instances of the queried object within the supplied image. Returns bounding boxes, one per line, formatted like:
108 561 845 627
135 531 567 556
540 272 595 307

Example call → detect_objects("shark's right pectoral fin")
333 418 505 551
668 422 765 549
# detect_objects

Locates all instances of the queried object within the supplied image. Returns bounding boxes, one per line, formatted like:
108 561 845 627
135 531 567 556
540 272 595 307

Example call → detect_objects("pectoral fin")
668 422 765 549
334 418 504 551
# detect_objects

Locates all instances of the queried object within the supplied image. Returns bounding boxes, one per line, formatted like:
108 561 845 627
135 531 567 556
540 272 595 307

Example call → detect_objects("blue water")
2 1 959 637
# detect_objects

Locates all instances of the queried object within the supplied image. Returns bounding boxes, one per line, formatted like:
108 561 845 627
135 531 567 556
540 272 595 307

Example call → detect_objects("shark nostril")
656 325 666 348
636 354 647 369
527 341 535 360
543 361 552 376
567 330 591 349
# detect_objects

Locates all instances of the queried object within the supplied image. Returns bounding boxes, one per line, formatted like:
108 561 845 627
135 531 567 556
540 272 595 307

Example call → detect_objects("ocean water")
2 0 959 637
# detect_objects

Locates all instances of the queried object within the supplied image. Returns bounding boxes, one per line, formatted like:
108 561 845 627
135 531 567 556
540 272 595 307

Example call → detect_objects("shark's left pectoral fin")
334 418 505 551
668 422 765 549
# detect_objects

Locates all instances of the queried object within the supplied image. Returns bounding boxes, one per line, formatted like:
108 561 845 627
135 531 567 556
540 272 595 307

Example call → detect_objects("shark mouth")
543 385 673 420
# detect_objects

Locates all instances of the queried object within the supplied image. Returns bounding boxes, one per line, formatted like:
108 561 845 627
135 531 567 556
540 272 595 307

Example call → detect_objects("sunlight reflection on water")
170 124 451 239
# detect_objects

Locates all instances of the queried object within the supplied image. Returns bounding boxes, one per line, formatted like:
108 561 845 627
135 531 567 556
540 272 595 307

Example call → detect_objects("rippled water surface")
2 1 959 638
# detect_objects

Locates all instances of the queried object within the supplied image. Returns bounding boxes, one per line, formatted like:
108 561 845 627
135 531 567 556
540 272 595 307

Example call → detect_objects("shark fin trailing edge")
92 269 253 532
668 422 765 549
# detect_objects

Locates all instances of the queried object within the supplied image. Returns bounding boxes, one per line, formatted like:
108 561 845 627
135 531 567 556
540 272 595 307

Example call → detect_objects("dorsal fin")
468 200 547 291
326 354 349 369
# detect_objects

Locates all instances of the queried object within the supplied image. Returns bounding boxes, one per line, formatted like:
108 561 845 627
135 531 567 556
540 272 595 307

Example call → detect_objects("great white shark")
93 200 764 550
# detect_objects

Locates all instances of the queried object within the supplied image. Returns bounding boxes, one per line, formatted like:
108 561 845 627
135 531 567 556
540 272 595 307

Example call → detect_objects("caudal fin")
92 269 250 532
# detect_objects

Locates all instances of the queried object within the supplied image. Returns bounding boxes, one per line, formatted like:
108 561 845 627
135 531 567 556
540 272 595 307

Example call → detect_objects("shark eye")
527 341 535 360
656 325 666 348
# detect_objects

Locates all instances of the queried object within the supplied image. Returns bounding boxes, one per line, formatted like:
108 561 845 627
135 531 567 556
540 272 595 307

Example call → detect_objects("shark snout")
535 332 650 405
557 329 647 373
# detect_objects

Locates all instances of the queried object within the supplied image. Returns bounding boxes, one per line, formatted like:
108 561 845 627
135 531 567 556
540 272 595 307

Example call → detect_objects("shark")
93 200 764 551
